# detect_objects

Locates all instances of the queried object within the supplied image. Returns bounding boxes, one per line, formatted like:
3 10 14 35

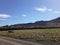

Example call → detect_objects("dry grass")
0 29 60 42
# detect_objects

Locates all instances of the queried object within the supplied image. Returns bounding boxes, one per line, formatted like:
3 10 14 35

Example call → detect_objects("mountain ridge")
11 17 60 27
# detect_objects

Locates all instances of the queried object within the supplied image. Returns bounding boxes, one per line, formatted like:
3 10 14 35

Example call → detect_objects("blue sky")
0 0 60 26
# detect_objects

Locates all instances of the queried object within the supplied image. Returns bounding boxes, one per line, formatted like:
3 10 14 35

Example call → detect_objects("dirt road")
0 36 43 45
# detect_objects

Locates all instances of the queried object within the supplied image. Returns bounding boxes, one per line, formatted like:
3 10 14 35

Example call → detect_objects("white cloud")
0 14 11 18
34 7 47 12
22 14 27 17
34 6 53 12
34 6 60 13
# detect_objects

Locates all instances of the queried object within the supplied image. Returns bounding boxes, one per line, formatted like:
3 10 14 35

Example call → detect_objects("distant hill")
11 17 60 27
50 17 60 23
0 17 60 30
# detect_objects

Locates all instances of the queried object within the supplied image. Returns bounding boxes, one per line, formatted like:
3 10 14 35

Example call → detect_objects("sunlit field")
0 29 60 42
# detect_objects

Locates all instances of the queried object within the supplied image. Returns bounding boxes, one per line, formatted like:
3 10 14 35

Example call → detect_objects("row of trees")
0 25 60 31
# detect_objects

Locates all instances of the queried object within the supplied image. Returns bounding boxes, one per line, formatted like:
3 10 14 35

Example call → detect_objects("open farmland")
0 29 60 42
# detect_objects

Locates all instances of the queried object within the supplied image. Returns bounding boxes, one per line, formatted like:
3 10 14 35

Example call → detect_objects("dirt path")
0 36 43 45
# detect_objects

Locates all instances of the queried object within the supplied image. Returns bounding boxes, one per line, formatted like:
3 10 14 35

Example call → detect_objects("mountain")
1 17 60 30
11 17 60 27
50 17 60 23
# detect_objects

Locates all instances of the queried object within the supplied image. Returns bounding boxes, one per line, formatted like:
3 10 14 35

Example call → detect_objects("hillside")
11 17 60 27
0 17 60 30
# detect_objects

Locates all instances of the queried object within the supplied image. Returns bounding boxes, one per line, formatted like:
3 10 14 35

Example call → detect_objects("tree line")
0 25 60 31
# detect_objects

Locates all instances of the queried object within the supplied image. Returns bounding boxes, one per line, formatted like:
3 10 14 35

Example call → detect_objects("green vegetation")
0 29 60 42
